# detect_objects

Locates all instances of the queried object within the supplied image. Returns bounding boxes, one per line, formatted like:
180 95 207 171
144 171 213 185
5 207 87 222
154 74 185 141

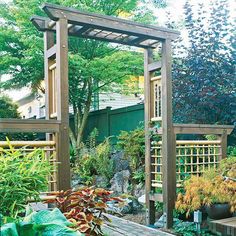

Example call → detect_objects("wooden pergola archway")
30 3 234 229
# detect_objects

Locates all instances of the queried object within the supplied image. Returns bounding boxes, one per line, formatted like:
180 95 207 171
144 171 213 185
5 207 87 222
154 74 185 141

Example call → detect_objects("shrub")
0 140 52 218
175 157 236 216
173 219 216 236
74 130 114 185
45 187 121 235
117 127 145 180
0 208 81 236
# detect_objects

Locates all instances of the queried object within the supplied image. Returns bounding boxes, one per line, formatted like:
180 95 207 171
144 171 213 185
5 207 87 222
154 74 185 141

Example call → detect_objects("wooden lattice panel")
0 141 58 191
151 140 222 188
151 76 162 122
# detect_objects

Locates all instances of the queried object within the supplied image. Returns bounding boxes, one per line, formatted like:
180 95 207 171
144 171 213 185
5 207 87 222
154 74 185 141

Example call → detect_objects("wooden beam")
144 48 155 225
69 25 90 35
149 193 163 202
161 39 176 229
46 44 56 59
0 119 60 133
173 124 234 135
148 61 162 72
31 16 160 49
42 3 179 41
219 129 227 160
31 16 49 31
55 18 71 191
0 140 55 147
129 36 147 45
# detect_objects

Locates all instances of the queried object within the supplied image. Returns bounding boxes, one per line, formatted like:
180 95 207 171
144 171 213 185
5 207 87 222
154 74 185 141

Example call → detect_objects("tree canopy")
171 0 235 127
0 95 20 118
0 0 162 154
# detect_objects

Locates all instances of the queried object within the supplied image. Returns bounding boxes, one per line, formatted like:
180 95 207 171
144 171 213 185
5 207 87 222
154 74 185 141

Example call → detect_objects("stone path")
103 214 174 236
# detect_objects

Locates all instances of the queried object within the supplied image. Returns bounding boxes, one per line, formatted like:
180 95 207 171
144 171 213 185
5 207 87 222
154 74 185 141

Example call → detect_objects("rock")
71 172 84 188
71 179 80 188
110 170 130 194
138 194 145 204
106 200 122 215
154 215 179 228
111 151 129 173
131 198 143 213
154 214 166 228
106 197 143 215
133 183 145 198
94 175 108 188
120 198 143 214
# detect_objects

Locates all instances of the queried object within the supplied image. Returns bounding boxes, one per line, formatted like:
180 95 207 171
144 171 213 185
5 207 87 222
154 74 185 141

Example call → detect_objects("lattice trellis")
151 140 222 188
0 141 58 191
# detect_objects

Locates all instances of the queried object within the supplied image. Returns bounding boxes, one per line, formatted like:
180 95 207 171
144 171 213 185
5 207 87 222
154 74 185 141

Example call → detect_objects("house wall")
17 94 45 119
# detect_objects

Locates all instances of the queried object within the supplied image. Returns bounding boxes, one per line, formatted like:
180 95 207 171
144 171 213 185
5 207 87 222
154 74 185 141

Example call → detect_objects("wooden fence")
0 140 58 191
151 140 222 188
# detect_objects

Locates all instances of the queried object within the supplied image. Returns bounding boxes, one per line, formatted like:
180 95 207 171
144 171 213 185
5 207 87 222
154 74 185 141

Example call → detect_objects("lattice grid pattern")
0 141 58 191
151 140 221 188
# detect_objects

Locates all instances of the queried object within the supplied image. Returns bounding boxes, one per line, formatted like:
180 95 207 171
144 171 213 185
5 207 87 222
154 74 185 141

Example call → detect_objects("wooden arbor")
30 3 234 229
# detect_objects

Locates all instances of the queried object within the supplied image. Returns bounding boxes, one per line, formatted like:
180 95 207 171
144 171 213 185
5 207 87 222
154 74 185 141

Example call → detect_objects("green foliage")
0 208 81 236
0 0 161 151
173 219 216 236
172 0 235 131
227 146 236 156
205 135 218 141
74 130 114 185
117 127 145 176
0 96 20 118
173 219 196 236
173 220 216 236
155 201 163 214
132 168 145 184
0 140 52 218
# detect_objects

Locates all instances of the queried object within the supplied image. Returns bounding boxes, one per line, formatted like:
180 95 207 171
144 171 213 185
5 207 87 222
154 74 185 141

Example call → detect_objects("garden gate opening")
0 2 233 229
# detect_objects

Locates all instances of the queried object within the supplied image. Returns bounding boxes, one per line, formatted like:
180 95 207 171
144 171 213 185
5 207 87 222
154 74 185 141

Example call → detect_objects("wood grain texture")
55 18 71 191
161 39 176 229
144 48 155 225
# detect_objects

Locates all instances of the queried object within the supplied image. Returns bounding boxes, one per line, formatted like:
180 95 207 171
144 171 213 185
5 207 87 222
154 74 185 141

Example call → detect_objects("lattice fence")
0 141 58 191
151 140 222 188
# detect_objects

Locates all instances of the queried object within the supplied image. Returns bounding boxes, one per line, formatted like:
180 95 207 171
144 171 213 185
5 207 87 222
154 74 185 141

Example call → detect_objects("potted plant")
175 157 236 220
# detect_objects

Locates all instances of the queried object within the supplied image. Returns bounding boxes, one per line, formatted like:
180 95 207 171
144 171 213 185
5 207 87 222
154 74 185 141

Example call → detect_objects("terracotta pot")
206 203 232 220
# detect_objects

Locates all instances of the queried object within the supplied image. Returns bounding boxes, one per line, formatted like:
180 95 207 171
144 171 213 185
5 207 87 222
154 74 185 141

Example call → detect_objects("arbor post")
55 18 71 190
144 48 155 225
161 39 176 228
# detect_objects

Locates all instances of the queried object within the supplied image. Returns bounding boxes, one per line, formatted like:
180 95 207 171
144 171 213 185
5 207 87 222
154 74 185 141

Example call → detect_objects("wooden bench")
209 217 236 236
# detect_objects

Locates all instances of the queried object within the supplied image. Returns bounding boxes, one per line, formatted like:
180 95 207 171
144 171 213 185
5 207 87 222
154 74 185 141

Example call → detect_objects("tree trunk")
69 82 93 159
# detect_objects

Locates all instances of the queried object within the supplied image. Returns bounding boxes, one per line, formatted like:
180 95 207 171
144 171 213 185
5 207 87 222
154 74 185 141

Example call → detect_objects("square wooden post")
219 129 227 160
144 48 156 225
44 31 57 191
55 18 71 190
161 39 176 228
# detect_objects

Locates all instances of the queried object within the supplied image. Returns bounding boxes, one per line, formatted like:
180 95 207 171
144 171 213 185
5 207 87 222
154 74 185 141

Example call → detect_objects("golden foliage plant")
175 157 236 217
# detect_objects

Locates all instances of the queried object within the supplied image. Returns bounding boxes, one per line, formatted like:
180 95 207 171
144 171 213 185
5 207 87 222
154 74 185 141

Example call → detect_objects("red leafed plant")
45 187 121 235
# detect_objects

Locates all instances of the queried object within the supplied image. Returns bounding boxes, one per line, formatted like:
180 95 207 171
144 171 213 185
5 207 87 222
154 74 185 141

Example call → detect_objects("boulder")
154 214 166 228
111 151 129 172
94 175 108 188
133 183 145 198
110 170 130 194
138 194 145 204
